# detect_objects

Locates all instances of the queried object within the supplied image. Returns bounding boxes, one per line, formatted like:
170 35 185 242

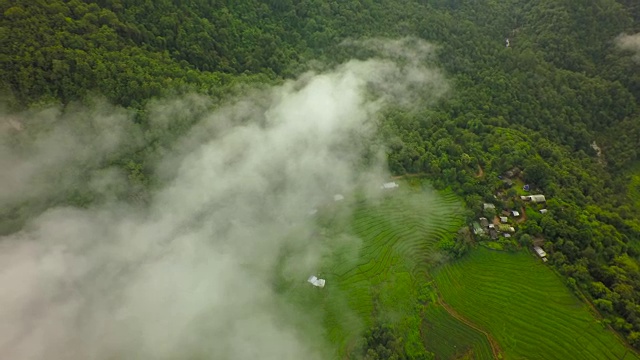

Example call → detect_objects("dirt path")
572 284 640 358
436 294 503 359
343 338 357 360
476 164 484 178
516 206 527 223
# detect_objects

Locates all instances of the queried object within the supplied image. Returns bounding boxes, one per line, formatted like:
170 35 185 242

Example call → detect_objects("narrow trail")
476 164 484 178
517 206 527 223
343 338 357 360
436 293 503 359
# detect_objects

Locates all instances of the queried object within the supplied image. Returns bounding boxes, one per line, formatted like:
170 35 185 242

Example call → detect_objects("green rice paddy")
434 247 639 360
320 183 465 356
278 181 636 359
422 304 494 360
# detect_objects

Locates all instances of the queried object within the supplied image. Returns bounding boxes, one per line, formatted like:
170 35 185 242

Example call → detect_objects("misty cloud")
616 33 640 62
0 38 446 360
0 100 141 205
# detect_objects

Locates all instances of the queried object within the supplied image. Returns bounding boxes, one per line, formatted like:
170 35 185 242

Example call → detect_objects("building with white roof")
307 275 326 288
381 182 399 190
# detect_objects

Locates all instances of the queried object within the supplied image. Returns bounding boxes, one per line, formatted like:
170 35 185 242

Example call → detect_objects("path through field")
436 294 502 359
434 248 639 360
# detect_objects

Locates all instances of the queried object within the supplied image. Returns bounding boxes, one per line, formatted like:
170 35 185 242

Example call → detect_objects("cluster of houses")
472 167 551 261
474 202 519 240
520 194 548 214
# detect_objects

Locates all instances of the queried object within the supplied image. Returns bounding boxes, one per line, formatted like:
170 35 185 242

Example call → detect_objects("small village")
471 167 550 262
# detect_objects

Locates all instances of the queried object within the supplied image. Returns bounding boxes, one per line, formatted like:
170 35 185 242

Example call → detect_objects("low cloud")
0 38 445 360
0 100 141 205
615 33 640 62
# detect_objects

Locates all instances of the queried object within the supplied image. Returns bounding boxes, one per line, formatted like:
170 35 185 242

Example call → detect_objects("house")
503 233 512 238
533 246 546 257
489 228 498 240
381 182 399 190
307 275 326 288
527 195 546 203
520 195 528 200
484 203 496 211
539 209 548 214
334 194 344 202
479 217 489 227
500 216 508 223
502 178 514 187
511 210 520 217
533 246 547 262
504 167 521 178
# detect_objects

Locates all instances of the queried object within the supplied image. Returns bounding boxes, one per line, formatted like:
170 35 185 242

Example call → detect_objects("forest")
3 0 640 357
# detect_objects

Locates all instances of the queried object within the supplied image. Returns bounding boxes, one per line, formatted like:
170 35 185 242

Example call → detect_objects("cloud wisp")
0 38 445 360
616 33 640 62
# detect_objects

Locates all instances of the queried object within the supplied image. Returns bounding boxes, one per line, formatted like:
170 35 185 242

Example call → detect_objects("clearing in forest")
434 247 639 360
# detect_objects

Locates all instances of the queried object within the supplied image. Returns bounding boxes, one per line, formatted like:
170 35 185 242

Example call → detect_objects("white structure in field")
381 182 399 190
534 246 548 262
307 275 326 288
533 246 546 257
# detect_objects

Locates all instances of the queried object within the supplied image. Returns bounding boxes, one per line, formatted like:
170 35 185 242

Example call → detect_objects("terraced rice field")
434 247 639 360
318 184 464 354
422 304 494 360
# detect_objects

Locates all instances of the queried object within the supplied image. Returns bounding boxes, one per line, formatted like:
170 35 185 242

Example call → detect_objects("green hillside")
278 182 467 358
4 0 640 357
434 247 638 360
422 304 494 360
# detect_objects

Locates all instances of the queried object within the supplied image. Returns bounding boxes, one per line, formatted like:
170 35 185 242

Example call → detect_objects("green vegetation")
279 182 466 358
435 247 638 360
422 304 494 360
4 0 640 355
282 181 462 359
629 167 640 209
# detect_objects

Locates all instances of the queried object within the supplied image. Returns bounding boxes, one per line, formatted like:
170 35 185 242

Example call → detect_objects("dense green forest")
3 0 640 356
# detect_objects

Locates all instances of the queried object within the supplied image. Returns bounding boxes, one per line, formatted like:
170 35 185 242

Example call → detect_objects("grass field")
422 303 494 360
434 247 639 360
276 180 471 358
321 183 465 356
275 181 638 359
